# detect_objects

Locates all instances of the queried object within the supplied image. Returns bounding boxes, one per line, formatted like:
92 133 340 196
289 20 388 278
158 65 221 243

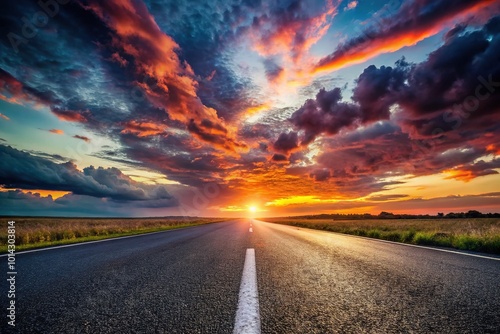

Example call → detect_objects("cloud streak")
314 0 500 73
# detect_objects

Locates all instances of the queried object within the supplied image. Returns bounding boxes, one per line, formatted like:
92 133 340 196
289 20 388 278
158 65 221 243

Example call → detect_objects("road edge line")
0 224 210 257
256 220 500 261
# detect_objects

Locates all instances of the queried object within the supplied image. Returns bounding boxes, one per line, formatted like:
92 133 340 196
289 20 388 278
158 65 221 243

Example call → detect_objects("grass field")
263 217 500 255
0 217 225 253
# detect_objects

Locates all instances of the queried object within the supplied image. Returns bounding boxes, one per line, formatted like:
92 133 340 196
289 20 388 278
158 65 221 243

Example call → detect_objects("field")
0 217 225 253
263 217 500 255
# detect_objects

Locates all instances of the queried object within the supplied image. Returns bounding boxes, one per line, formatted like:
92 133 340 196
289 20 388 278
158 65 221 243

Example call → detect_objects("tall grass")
0 217 224 253
263 218 500 255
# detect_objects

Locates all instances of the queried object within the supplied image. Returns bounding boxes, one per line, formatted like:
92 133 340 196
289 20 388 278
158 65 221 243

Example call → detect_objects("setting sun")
249 206 258 213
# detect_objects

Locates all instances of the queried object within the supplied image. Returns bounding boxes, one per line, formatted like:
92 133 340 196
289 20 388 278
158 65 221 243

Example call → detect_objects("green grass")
0 217 225 253
263 218 500 255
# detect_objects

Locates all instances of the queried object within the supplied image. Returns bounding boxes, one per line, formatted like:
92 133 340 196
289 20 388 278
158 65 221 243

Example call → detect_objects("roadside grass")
0 217 225 253
262 218 500 255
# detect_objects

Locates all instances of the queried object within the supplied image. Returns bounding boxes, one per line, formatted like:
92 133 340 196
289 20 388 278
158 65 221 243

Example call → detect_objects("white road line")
233 248 261 334
256 220 500 261
0 226 194 257
365 237 500 261
249 227 253 232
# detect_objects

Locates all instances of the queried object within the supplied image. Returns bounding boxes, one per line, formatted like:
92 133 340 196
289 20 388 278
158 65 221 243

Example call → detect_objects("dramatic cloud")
281 17 500 191
84 0 245 152
288 87 362 144
352 62 407 122
443 159 500 182
273 131 299 154
0 145 177 203
250 0 337 62
272 153 289 162
247 0 339 86
314 0 500 73
0 190 177 217
121 120 166 137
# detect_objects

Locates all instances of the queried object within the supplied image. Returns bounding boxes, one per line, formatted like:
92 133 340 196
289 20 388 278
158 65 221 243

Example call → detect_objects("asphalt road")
1 219 499 333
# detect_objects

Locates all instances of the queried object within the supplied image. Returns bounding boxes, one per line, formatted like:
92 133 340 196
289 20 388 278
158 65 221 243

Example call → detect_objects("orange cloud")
442 168 475 182
49 129 64 135
249 0 338 89
0 113 9 121
486 144 500 156
251 0 337 62
345 1 358 11
26 189 70 200
238 102 273 123
0 188 71 200
121 120 166 137
314 0 498 74
110 52 128 67
0 69 34 106
51 109 88 123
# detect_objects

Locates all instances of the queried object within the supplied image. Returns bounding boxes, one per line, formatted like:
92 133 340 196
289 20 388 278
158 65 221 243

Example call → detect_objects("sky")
0 0 500 217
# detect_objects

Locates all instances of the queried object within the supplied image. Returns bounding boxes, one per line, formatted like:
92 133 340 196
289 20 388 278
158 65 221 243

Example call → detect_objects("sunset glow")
0 0 499 217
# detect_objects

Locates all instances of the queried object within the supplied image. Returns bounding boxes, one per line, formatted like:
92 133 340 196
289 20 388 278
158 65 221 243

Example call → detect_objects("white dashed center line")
233 248 261 334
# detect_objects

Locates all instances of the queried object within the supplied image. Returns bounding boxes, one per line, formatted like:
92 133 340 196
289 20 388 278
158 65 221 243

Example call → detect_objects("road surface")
1 219 499 333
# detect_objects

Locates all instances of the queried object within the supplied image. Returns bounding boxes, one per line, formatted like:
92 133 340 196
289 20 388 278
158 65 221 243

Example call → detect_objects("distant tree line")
290 210 500 220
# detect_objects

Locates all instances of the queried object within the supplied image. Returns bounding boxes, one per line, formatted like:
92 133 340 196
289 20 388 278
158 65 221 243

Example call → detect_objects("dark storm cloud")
288 87 361 144
0 190 177 216
271 153 288 162
352 62 407 122
285 62 407 146
0 145 177 203
273 131 299 153
309 168 330 182
444 23 468 41
122 140 224 188
395 23 500 138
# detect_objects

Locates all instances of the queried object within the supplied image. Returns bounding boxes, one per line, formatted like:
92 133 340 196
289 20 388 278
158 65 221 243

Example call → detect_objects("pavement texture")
1 219 499 333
